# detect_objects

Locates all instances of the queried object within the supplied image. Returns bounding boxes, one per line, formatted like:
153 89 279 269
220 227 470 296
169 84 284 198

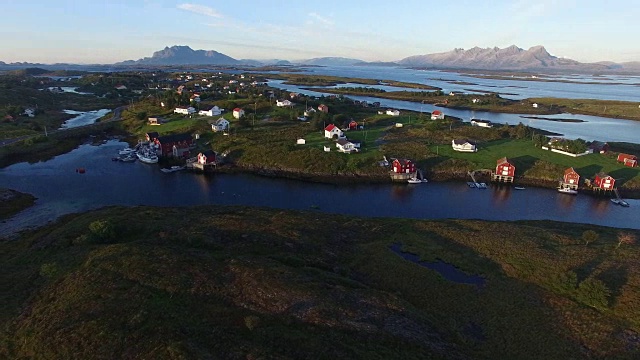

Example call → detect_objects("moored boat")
514 186 526 190
407 178 422 184
160 165 185 173
137 152 158 164
118 148 136 155
558 187 578 195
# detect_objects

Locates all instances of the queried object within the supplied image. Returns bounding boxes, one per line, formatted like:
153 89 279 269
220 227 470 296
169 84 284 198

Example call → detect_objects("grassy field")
1 205 639 359
431 139 640 187
532 98 640 121
264 73 440 90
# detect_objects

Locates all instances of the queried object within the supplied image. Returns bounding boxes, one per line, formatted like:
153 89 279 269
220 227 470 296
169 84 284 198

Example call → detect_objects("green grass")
1 206 640 359
532 97 640 121
432 139 640 186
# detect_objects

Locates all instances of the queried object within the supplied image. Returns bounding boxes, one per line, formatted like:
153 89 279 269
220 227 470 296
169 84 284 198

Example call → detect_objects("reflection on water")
1 140 639 236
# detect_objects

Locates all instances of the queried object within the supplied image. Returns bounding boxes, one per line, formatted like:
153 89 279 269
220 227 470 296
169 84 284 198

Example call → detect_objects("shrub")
576 278 610 310
88 219 117 243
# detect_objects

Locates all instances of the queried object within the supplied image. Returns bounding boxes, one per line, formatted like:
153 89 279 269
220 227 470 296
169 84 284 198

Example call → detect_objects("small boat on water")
611 198 621 205
612 198 630 207
476 182 487 189
160 165 185 173
137 152 158 164
120 155 136 163
514 186 526 190
407 178 422 184
118 148 136 155
558 187 578 195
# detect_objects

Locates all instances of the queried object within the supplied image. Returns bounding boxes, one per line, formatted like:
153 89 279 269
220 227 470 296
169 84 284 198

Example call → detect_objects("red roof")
496 157 512 166
432 110 442 115
325 124 336 131
233 108 242 112
564 167 578 175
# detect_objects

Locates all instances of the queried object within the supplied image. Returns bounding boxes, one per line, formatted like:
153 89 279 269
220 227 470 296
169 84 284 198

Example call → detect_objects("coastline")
215 163 640 199
0 188 36 220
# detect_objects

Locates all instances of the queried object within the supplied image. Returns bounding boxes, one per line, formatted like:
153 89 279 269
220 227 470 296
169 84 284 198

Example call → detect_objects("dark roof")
589 141 608 149
336 139 349 145
201 150 216 158
157 133 192 144
453 139 475 145
394 158 413 165
595 172 611 178
146 131 159 139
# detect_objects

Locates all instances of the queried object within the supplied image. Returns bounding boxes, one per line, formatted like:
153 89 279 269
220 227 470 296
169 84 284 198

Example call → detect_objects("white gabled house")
470 119 493 128
532 103 538 108
452 139 478 152
304 107 317 117
336 139 361 153
386 109 400 116
430 110 445 120
198 106 223 117
23 108 36 117
324 124 345 139
232 108 245 119
174 106 196 115
276 99 294 107
211 117 230 132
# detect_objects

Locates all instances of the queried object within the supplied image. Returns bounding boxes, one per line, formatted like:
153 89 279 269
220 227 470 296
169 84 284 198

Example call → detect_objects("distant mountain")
398 45 610 71
239 59 293 66
296 57 364 66
116 45 239 66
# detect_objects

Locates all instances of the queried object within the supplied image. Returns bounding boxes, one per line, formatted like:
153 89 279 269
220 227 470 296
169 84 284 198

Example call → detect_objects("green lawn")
434 139 640 184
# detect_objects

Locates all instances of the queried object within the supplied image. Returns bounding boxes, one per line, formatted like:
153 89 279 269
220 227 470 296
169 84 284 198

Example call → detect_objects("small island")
0 188 36 219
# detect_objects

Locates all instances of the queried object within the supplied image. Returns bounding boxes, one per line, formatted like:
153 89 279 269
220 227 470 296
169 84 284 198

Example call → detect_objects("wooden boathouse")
491 157 515 183
559 167 580 191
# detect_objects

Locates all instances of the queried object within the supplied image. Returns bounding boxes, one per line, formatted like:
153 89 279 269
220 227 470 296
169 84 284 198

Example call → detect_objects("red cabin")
593 172 615 189
617 153 637 167
495 157 515 177
348 120 358 130
563 167 580 185
392 159 416 174
154 133 193 157
197 150 216 165
318 104 329 113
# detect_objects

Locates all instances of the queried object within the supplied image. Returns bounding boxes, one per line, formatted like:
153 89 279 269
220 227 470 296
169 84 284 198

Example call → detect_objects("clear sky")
1 0 638 64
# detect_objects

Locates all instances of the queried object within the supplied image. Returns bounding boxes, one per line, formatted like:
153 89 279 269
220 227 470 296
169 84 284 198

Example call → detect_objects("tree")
582 230 599 246
616 232 637 249
576 278 610 309
135 111 147 121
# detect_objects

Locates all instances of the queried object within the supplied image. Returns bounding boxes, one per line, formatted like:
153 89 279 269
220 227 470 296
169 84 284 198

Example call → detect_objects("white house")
532 103 538 108
472 98 480 104
304 107 317 117
431 110 445 120
232 108 245 119
174 107 196 115
324 124 345 139
211 118 230 132
470 119 493 128
452 139 478 152
386 109 400 116
198 106 223 117
336 139 360 153
276 99 294 107
23 108 36 117
296 138 306 145
115 84 127 90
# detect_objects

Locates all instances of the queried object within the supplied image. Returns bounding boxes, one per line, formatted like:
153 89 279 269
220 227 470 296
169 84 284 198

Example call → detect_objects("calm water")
294 66 640 101
269 79 640 142
60 109 111 129
1 140 638 237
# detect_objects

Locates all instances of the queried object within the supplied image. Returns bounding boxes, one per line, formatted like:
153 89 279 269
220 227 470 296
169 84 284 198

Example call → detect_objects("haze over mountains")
2 45 639 73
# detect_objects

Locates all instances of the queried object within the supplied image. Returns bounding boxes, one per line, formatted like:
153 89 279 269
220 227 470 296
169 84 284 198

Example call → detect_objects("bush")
88 219 117 243
576 278 610 310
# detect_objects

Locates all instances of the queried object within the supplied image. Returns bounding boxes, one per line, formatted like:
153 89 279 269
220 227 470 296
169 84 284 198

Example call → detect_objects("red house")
318 104 329 113
617 153 637 167
348 120 358 130
197 150 216 165
563 167 580 186
392 159 416 174
154 133 193 157
593 172 615 190
495 157 515 177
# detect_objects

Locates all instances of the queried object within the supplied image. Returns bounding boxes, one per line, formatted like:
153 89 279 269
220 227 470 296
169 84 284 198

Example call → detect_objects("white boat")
407 178 422 184
611 198 621 205
118 148 136 155
160 165 185 173
558 187 577 195
514 186 526 190
620 200 630 207
137 152 158 164
476 182 487 189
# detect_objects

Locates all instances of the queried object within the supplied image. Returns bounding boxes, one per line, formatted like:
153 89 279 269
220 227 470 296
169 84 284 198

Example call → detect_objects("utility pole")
44 126 47 137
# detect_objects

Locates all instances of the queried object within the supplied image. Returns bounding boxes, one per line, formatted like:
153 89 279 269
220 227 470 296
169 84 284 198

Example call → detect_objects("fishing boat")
137 152 158 164
160 165 185 173
557 187 578 195
407 178 422 184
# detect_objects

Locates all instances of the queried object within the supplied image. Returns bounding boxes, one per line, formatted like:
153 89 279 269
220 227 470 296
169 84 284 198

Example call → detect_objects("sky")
1 0 639 64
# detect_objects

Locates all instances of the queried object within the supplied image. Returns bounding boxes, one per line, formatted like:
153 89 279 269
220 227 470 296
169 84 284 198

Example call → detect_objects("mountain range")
2 45 639 73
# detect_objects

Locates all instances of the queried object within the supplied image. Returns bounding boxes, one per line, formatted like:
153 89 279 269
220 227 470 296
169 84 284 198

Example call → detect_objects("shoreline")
214 163 640 199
